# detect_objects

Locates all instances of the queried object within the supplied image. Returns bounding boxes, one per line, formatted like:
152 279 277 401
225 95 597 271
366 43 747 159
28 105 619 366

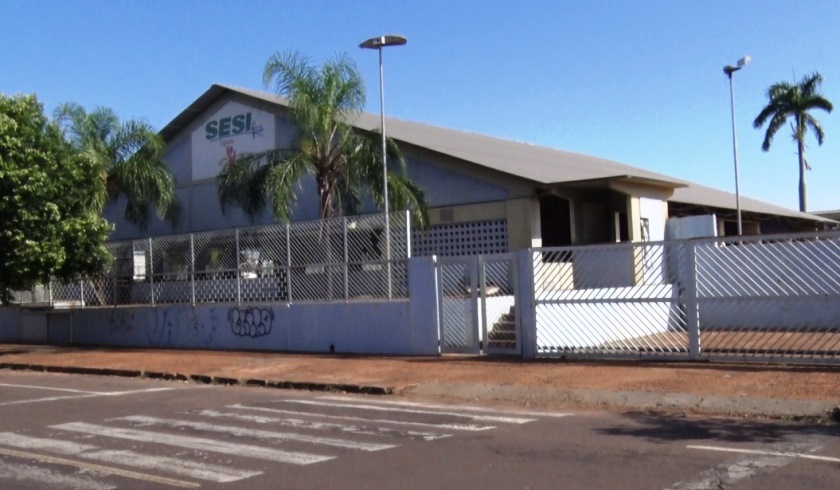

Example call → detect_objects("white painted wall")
667 214 718 240
639 198 667 242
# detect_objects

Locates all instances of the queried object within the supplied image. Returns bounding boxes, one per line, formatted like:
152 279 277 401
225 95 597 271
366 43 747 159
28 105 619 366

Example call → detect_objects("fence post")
190 233 196 306
477 254 487 350
343 217 349 301
149 237 155 306
286 223 292 304
48 279 53 308
235 228 241 305
685 241 701 359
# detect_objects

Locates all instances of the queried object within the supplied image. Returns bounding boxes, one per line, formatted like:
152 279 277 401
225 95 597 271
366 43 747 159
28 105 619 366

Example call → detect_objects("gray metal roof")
161 84 834 223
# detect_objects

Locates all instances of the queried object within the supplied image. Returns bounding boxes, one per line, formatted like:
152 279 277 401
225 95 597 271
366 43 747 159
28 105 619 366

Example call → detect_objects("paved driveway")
0 371 836 489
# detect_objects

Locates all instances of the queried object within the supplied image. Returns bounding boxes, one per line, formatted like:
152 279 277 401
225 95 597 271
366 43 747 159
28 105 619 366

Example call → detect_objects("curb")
0 362 394 396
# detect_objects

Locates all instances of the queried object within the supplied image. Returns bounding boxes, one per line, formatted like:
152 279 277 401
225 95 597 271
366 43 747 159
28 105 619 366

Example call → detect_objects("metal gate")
436 254 520 355
437 257 479 353
480 253 521 355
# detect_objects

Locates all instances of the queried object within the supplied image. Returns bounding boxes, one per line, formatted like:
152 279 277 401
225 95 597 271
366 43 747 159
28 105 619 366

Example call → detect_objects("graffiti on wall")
148 309 179 347
190 308 219 347
229 307 273 338
106 309 135 334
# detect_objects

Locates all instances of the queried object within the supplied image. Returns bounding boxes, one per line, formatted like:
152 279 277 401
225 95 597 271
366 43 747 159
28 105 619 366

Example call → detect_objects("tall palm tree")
54 103 176 228
217 50 428 227
753 72 833 212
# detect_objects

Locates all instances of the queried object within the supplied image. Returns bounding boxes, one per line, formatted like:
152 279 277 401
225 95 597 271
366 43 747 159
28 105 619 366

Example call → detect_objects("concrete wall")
0 257 440 356
65 301 431 355
0 309 21 342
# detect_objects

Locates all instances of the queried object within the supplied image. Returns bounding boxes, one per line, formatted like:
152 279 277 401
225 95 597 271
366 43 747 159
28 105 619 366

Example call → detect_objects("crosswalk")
0 395 561 488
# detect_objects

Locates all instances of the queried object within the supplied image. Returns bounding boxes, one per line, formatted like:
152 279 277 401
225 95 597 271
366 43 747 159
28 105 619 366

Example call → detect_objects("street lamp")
723 55 750 235
360 34 407 298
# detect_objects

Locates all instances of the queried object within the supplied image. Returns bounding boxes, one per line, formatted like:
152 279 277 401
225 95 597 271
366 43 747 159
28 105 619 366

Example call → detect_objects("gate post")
516 249 537 360
685 242 701 359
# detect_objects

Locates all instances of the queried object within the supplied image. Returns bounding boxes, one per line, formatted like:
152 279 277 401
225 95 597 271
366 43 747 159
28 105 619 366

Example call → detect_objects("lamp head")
359 35 408 49
723 55 750 77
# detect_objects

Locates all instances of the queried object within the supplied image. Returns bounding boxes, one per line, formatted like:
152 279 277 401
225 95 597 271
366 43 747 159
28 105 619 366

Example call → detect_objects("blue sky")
2 0 838 212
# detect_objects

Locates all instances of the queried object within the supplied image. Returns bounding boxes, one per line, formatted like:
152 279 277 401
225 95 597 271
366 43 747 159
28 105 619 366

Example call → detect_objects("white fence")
532 231 840 363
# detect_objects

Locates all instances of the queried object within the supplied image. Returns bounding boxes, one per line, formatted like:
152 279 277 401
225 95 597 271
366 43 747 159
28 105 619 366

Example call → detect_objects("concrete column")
506 198 542 251
408 256 441 355
516 249 537 359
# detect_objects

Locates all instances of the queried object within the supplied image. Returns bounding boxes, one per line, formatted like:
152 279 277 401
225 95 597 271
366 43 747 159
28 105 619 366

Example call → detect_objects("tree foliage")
217 50 428 227
54 103 176 228
753 72 833 212
0 94 112 303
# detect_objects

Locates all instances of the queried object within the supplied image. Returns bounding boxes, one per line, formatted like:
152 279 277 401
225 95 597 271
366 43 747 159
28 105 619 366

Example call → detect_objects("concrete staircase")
486 306 517 350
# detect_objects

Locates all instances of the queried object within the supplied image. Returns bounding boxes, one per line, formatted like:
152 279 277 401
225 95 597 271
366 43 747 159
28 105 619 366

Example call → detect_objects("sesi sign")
191 102 276 181
204 112 257 140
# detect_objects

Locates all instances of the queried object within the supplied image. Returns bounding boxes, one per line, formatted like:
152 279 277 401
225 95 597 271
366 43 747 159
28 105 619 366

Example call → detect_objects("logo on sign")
204 112 265 141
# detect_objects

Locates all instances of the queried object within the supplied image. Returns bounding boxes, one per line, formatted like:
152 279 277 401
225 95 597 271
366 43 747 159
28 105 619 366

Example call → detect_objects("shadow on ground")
595 411 839 444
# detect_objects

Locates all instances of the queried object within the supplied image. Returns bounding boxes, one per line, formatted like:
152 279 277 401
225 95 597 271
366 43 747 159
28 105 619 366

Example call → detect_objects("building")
106 83 835 256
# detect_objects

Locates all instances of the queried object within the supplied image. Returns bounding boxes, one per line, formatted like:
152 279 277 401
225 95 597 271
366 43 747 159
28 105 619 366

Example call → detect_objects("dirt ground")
1 345 838 402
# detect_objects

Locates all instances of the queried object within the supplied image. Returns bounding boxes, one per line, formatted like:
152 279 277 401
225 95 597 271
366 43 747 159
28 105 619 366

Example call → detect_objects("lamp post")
360 34 407 298
723 55 750 236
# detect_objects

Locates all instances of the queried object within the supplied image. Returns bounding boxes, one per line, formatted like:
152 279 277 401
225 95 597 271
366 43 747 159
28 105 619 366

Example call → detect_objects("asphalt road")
0 370 836 490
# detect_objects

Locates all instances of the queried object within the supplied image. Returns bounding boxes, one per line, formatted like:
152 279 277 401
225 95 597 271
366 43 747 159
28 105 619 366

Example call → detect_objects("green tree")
0 94 112 303
753 72 834 212
217 51 428 227
54 103 176 228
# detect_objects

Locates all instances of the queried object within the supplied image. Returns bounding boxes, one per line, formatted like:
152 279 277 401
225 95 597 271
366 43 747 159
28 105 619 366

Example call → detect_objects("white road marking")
98 387 178 397
0 383 176 396
0 385 177 407
198 410 452 441
273 399 536 424
117 415 397 452
195 409 452 441
318 395 573 418
688 445 840 464
0 446 199 488
84 450 262 483
0 432 98 454
0 383 107 394
0 459 116 490
668 439 825 489
0 432 260 483
230 404 496 431
50 422 333 465
0 394 100 407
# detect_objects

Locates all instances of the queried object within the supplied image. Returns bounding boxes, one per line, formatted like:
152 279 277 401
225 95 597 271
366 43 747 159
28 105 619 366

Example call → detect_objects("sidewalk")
0 344 838 422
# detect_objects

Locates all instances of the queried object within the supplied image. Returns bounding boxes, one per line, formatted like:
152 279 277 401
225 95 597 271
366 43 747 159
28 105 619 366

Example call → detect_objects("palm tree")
753 72 833 212
217 50 428 227
54 103 176 228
